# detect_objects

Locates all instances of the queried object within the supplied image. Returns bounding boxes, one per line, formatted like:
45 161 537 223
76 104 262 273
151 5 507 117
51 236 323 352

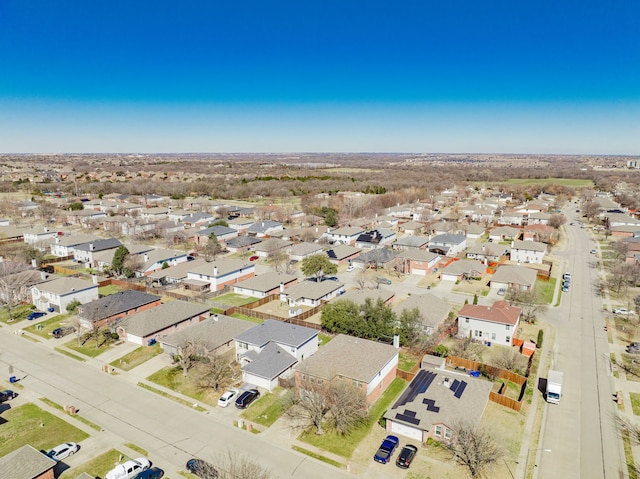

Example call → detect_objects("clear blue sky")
1 1 638 154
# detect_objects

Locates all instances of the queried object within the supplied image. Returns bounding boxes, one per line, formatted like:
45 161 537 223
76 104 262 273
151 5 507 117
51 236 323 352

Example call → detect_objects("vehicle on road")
235 389 260 409
249 255 259 261
46 442 80 461
614 308 634 315
185 458 218 478
217 389 237 408
133 467 164 479
373 435 399 464
26 311 46 320
396 444 417 468
546 370 563 404
105 457 151 479
0 390 17 402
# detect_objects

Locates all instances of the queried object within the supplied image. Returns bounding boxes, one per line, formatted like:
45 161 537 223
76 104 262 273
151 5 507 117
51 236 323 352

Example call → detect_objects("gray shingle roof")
233 272 297 293
118 300 210 337
161 314 253 352
75 238 122 252
34 276 97 296
393 293 451 330
283 280 344 302
0 444 56 479
235 319 318 348
78 290 160 322
491 265 537 287
189 258 253 277
394 236 429 248
195 225 236 238
241 341 298 379
512 240 547 253
295 334 398 383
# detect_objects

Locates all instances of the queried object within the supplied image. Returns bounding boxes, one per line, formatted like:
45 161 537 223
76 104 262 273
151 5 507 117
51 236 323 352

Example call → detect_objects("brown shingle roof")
458 301 521 325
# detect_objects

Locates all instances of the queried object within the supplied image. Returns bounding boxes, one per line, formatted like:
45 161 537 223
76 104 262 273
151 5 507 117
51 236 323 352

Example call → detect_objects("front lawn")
241 388 288 427
146 363 220 407
24 313 74 339
299 378 406 457
214 293 259 306
536 277 556 305
0 304 35 324
0 403 89 457
64 334 115 358
59 449 124 479
110 344 162 371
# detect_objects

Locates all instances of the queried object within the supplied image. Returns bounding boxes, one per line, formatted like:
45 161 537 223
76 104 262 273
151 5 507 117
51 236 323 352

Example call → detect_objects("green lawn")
398 350 421 372
230 312 263 324
146 364 218 406
241 388 288 427
318 333 332 347
98 284 123 296
300 378 406 457
59 449 124 479
0 304 35 324
536 277 556 305
504 178 594 187
214 293 259 306
110 344 162 371
24 313 75 339
630 392 640 416
0 403 89 457
64 335 115 358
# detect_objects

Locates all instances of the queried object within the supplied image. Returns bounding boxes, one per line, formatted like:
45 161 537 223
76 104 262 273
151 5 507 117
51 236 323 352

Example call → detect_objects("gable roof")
33 276 96 295
234 272 297 293
491 265 537 287
195 225 236 238
248 220 283 233
118 300 209 337
78 290 160 322
325 244 361 261
289 242 323 256
394 293 451 329
235 319 318 348
328 226 365 236
148 258 208 281
397 249 440 262
295 334 398 383
512 240 546 252
226 236 262 248
75 238 122 252
283 279 344 301
241 341 298 379
441 259 484 276
161 314 253 352
189 258 253 277
458 300 521 326
0 444 56 479
339 289 395 305
429 233 466 245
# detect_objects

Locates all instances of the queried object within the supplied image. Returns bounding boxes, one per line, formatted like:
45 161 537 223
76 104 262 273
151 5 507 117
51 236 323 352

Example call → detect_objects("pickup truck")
373 435 399 464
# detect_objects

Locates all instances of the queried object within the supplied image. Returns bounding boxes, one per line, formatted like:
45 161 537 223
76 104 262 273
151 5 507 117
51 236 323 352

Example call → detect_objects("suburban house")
457 300 521 346
232 272 298 298
0 444 57 479
354 229 396 249
400 220 424 235
194 225 238 245
23 227 60 250
353 248 399 270
49 234 97 257
30 276 99 313
132 248 189 276
523 224 558 243
428 221 457 236
428 233 467 256
225 236 262 253
65 209 107 226
499 210 527 226
78 290 162 329
247 220 284 237
339 288 395 306
227 217 255 232
460 223 486 239
396 250 441 276
324 226 364 245
160 314 253 357
490 265 537 292
73 238 123 267
466 243 510 262
280 279 345 307
325 244 361 265
384 363 492 443
234 319 319 391
439 259 485 282
294 334 399 405
489 226 521 242
116 300 210 345
253 238 293 258
604 213 640 228
181 212 216 228
186 259 255 291
393 235 429 251
147 258 208 286
527 212 551 225
288 242 324 262
510 240 547 264
393 293 451 335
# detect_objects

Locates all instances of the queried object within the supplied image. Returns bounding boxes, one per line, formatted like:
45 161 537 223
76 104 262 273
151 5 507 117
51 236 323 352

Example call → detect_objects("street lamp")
524 448 552 479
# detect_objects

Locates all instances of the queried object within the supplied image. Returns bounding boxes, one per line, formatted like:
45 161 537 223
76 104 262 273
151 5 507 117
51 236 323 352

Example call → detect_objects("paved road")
535 206 625 478
0 331 351 479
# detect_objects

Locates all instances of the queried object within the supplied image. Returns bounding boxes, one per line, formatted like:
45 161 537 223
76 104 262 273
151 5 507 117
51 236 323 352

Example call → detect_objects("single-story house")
132 248 189 276
30 276 99 313
194 225 237 245
227 217 255 232
460 223 486 239
247 220 284 237
23 227 60 250
393 293 451 335
325 244 361 265
116 300 210 345
384 366 492 443
186 259 255 291
396 250 441 276
0 444 57 479
499 211 527 226
232 272 298 298
294 334 398 404
355 229 396 249
400 221 424 235
225 236 262 253
510 240 546 264
78 290 162 329
393 235 429 250
280 279 345 307
523 224 558 244
235 319 319 391
253 238 293 258
339 288 395 306
490 265 537 292
288 242 324 262
457 300 521 346
352 248 399 270
527 212 551 225
439 259 485 282
489 226 521 242
146 258 207 285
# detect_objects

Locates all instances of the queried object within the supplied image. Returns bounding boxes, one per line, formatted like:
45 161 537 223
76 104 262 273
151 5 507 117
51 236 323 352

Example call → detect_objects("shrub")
536 329 544 349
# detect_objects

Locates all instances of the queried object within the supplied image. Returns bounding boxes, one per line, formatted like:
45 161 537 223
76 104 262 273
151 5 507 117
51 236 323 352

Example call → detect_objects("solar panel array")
326 249 337 259
392 370 436 409
395 408 420 425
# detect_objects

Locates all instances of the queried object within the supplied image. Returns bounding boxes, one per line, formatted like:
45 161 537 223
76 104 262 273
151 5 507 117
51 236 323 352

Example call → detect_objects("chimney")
280 282 284 293
40 271 48 280
393 333 400 348
92 274 98 284
31 259 37 268
143 253 149 262
443 377 450 388
213 314 219 321
90 243 95 251
213 266 218 276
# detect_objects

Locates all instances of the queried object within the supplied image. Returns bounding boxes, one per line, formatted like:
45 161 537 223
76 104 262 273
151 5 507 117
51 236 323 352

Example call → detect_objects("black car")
51 326 75 338
134 467 164 479
396 444 418 469
234 389 260 409
186 458 218 478
0 390 17 402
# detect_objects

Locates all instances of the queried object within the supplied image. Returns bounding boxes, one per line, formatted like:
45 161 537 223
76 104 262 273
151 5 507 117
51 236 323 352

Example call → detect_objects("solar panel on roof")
395 413 420 426
454 380 468 399
450 379 460 392
392 370 437 409
403 409 416 418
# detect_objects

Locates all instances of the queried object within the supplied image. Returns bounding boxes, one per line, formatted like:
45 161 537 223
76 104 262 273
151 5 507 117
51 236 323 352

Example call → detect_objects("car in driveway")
51 326 75 338
373 435 399 464
346 264 355 272
134 467 164 479
234 389 260 409
614 308 635 315
217 389 237 408
46 442 80 461
185 458 217 478
249 255 259 261
396 444 418 469
497 288 506 296
0 390 17 402
376 277 392 285
26 311 46 320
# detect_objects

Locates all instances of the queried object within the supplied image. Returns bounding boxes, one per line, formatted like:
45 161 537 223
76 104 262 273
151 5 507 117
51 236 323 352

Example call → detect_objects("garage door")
389 420 423 442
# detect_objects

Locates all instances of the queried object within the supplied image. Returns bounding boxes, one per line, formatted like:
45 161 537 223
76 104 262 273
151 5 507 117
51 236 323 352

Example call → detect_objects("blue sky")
1 1 638 154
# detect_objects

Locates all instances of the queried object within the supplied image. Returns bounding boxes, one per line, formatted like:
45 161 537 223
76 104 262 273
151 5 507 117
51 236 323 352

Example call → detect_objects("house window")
506 336 510 343
238 341 248 349
444 428 452 439
302 374 307 381
475 330 482 338
505 325 510 330
290 346 296 353
491 333 496 340
465 318 469 323
435 425 442 437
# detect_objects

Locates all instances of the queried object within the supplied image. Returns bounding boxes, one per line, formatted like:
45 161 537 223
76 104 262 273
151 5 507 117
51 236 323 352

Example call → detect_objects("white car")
217 389 237 408
346 264 355 272
45 442 80 461
105 457 151 479
614 308 635 316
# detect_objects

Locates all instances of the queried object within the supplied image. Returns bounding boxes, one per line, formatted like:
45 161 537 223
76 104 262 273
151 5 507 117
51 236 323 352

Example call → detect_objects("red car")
249 255 259 261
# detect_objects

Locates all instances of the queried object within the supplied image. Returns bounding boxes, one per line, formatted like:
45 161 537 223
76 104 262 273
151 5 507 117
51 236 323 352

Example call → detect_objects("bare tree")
450 421 503 478
548 214 566 229
174 341 201 377
202 234 223 262
355 271 367 290
491 348 527 375
450 337 484 362
198 351 234 392
0 261 36 322
506 288 546 323
213 449 272 479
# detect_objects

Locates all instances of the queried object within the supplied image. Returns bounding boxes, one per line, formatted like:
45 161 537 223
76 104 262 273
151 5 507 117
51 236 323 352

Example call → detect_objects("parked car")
51 326 75 339
614 308 635 315
346 264 355 272
626 344 640 354
185 458 218 478
376 277 392 285
396 444 418 469
235 389 260 409
217 389 237 408
563 272 571 279
26 311 46 321
590 249 596 254
562 285 569 292
323 276 339 281
46 442 80 462
249 255 259 261
0 390 17 402
134 467 164 479
105 457 151 479
373 435 399 464
497 288 506 296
